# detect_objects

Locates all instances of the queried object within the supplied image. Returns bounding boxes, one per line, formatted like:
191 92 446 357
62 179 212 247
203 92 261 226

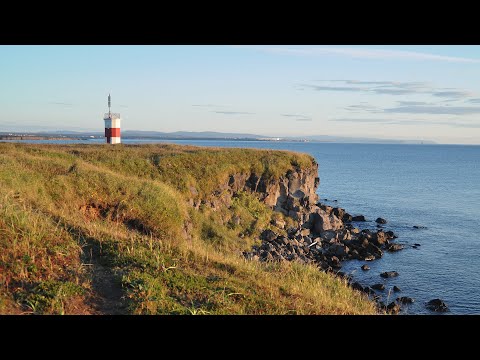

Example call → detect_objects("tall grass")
0 143 376 315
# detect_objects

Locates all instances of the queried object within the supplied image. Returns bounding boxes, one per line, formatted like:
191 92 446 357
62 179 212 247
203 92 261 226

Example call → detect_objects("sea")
2 138 479 314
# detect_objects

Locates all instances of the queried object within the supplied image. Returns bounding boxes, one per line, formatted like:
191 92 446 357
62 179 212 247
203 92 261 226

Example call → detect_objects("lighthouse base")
106 137 121 144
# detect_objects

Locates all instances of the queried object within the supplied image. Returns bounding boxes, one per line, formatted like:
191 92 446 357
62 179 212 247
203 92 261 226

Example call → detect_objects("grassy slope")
0 143 376 315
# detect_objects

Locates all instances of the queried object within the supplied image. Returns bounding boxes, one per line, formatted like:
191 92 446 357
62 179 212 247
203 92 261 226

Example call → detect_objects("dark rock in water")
372 283 385 291
361 264 370 271
381 271 399 278
362 286 376 296
414 243 421 246
393 286 402 292
387 243 404 252
413 225 427 229
375 217 387 224
412 245 418 249
397 296 414 304
387 302 401 314
352 215 367 222
385 231 397 239
426 299 449 312
343 213 353 222
352 282 364 291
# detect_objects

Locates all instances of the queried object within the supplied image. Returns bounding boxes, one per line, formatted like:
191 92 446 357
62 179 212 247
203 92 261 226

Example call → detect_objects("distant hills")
0 129 436 144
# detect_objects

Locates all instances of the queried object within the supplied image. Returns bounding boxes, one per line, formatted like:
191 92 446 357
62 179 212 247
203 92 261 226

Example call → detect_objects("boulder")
352 282 364 292
300 228 311 237
312 211 333 233
375 217 387 224
387 302 401 314
393 286 401 292
260 229 277 242
328 244 349 257
413 225 427 229
332 207 345 220
426 299 449 312
361 264 370 271
385 231 397 239
342 213 353 222
380 271 399 278
397 297 414 304
372 231 387 246
387 244 404 252
372 283 386 291
352 215 366 222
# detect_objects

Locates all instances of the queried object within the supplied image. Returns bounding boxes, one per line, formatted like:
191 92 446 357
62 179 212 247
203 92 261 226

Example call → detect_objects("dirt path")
87 255 128 315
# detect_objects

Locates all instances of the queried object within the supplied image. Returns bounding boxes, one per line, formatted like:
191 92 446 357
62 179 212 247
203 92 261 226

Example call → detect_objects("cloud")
192 104 217 107
212 111 255 115
233 46 480 63
331 118 392 123
468 98 480 104
384 105 480 115
301 80 477 104
397 101 431 106
330 118 480 128
432 90 472 99
300 84 361 92
281 114 312 121
296 118 312 122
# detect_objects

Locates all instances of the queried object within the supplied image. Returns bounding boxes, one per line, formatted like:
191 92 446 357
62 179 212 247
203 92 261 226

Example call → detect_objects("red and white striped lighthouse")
104 94 121 144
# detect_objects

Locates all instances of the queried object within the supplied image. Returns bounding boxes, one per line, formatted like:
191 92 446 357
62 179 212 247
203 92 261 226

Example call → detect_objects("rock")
397 297 414 304
351 282 364 292
364 255 375 261
330 256 341 268
361 264 370 271
332 207 345 220
312 211 333 233
387 244 404 252
342 213 353 222
320 230 338 242
329 244 348 257
385 231 397 239
393 286 401 292
375 217 387 224
260 229 277 242
426 299 449 312
372 283 385 291
413 225 427 229
372 231 387 246
273 219 286 229
387 302 401 314
352 215 366 222
300 228 311 236
414 243 421 246
351 227 360 234
380 271 399 278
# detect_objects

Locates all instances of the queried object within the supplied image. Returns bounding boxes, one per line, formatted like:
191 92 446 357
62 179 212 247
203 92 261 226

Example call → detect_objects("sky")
1 45 480 144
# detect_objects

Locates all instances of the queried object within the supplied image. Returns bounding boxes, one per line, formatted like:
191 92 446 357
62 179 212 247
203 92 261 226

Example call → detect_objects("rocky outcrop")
426 299 449 312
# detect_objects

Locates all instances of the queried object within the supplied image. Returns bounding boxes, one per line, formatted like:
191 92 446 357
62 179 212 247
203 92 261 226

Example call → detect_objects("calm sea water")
4 138 480 314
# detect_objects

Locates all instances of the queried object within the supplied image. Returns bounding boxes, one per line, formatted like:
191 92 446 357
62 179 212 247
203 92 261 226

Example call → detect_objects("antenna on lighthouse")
108 93 111 117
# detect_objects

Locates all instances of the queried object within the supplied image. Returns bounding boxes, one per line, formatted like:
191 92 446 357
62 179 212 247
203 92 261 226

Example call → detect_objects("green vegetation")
0 143 376 315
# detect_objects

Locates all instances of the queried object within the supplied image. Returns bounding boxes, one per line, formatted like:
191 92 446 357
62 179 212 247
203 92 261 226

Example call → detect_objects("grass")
0 143 376 315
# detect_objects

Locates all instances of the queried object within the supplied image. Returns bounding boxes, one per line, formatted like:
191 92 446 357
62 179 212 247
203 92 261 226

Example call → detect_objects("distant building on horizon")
104 94 121 144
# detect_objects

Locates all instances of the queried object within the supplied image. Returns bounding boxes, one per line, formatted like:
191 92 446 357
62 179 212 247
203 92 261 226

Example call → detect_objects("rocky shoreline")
238 164 448 314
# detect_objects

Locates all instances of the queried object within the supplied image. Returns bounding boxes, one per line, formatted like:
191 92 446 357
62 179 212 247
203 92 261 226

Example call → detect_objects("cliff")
0 143 376 315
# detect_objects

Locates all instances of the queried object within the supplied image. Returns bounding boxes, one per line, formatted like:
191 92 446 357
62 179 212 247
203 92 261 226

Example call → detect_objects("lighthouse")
104 94 121 144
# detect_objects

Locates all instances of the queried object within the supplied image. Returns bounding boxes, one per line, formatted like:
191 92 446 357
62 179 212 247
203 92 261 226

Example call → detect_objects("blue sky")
1 45 480 144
